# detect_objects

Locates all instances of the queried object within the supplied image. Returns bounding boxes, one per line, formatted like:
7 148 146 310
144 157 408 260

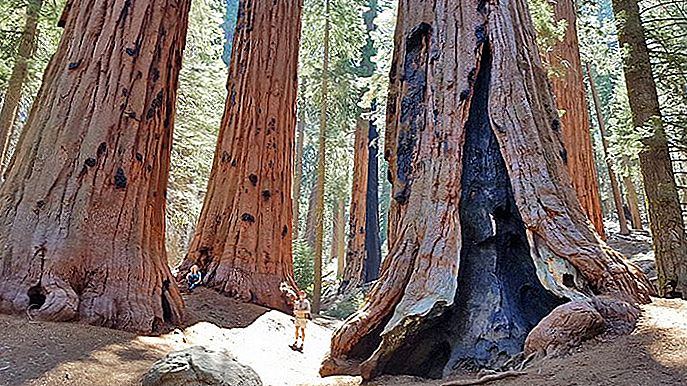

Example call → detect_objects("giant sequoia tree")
321 0 651 379
180 0 302 311
548 0 605 238
0 0 190 333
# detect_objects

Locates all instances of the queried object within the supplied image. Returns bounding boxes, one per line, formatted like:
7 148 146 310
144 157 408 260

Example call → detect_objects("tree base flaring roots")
0 275 183 334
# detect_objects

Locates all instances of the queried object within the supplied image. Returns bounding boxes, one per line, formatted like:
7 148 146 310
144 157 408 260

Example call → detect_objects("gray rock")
142 346 262 386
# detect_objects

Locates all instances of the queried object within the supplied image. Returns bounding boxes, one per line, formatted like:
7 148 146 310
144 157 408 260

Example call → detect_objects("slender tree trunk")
0 0 190 333
330 200 339 262
621 157 643 230
293 108 305 240
0 0 43 174
612 0 687 298
364 104 381 283
548 0 605 239
321 0 651 379
586 62 630 235
305 182 319 251
181 0 302 311
343 115 369 291
336 199 346 278
312 0 331 314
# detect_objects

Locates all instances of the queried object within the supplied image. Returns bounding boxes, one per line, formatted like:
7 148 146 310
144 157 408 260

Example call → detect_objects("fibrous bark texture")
548 0 605 239
612 0 687 298
181 0 302 311
322 0 651 380
0 0 190 333
0 0 43 173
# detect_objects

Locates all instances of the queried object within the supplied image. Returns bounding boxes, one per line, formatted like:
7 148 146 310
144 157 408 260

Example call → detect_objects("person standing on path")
291 290 311 351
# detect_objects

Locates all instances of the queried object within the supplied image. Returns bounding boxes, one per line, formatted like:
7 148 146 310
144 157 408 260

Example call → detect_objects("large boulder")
142 346 262 386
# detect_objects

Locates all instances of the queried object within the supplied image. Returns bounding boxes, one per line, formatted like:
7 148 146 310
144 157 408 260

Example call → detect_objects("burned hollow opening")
443 43 565 374
378 44 565 378
28 284 46 309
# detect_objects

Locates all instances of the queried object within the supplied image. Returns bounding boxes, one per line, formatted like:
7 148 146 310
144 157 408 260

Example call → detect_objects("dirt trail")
0 288 685 386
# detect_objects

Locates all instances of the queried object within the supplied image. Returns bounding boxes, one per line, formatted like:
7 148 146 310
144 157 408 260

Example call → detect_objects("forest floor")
0 228 685 386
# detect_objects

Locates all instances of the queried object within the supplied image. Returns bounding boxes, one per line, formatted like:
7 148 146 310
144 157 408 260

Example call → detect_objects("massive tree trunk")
586 62 630 235
0 0 43 173
612 0 687 298
321 0 652 379
180 0 302 311
293 108 305 240
312 0 331 314
0 0 189 333
548 0 605 239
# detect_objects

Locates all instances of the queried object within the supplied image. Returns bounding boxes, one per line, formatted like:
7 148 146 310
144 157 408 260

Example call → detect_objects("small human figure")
291 290 311 352
186 265 202 292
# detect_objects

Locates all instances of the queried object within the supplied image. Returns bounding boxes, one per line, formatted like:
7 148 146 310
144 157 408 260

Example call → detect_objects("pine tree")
611 0 687 298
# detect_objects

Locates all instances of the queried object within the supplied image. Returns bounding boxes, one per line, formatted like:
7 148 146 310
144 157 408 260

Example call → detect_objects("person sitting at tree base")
291 290 311 352
186 265 202 292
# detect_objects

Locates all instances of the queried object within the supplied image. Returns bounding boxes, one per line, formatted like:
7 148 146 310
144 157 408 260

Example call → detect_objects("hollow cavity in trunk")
377 47 564 379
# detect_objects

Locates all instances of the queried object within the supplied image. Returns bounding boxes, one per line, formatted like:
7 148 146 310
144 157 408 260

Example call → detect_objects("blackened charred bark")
368 46 564 379
444 47 563 372
364 105 381 283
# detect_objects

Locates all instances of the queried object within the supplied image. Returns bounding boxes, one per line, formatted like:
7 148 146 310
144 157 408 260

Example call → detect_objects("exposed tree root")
441 370 527 386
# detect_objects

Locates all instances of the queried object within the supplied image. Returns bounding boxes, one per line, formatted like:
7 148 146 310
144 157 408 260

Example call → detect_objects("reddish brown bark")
321 0 651 379
586 62 630 235
180 0 302 311
548 0 605 239
0 0 189 333
0 0 43 173
612 0 687 298
342 116 369 291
